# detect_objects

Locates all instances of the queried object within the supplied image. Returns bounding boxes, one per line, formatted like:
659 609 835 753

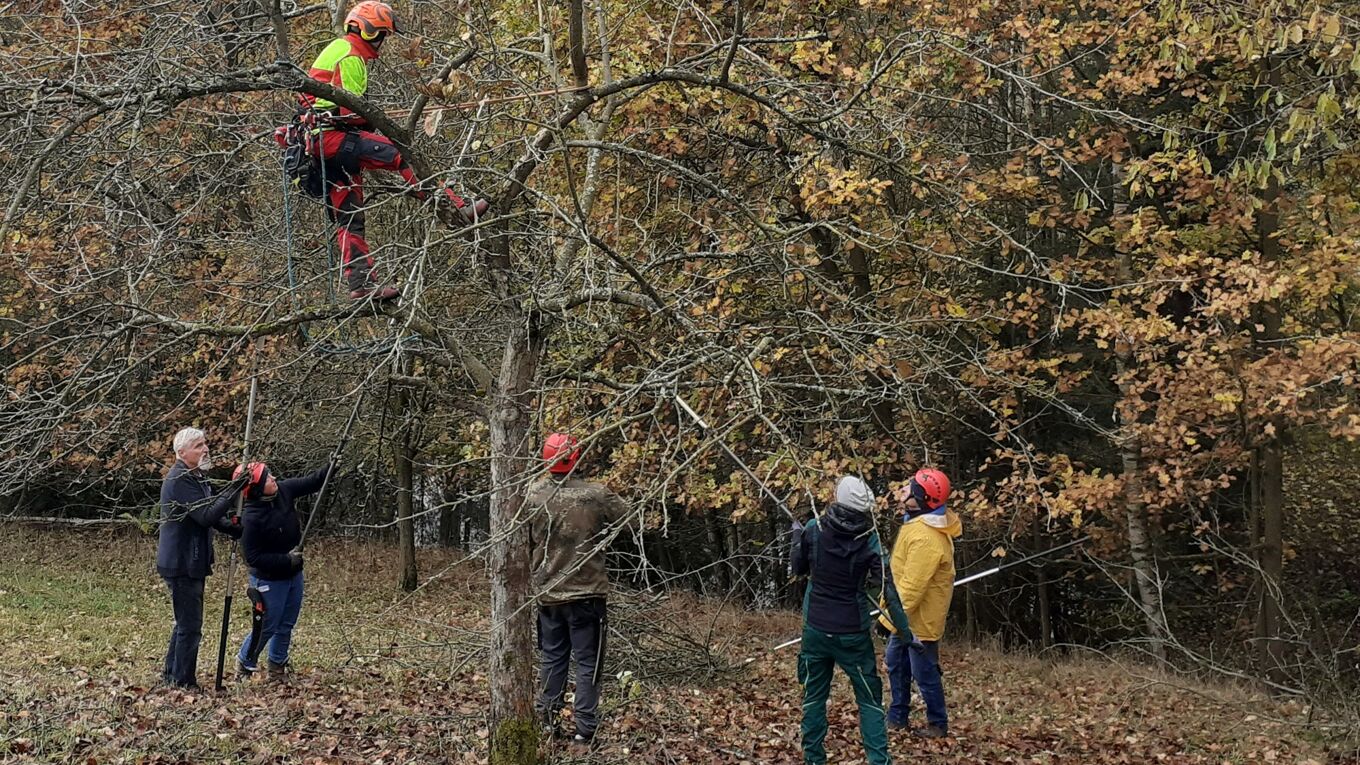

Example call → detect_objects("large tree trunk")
394 389 419 592
487 321 545 765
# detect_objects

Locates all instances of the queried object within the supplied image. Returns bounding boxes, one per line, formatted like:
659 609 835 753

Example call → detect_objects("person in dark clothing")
528 433 631 744
233 461 329 679
791 475 910 765
156 427 245 689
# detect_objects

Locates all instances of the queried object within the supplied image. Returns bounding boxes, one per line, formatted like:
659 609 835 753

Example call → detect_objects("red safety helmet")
233 461 271 499
542 433 581 475
345 1 400 40
912 467 951 510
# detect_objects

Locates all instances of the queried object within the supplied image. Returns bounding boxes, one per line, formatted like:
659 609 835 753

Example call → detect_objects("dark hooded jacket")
156 460 242 579
240 467 328 580
792 502 909 635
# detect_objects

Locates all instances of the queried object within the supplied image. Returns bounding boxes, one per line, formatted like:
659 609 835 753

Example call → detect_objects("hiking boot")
887 719 910 731
236 661 255 681
348 283 400 301
912 724 949 739
265 658 290 681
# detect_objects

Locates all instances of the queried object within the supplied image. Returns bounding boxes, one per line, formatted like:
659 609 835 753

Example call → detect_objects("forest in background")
2 0 1359 758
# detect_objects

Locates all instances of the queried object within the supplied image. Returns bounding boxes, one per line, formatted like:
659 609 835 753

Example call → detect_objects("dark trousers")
162 576 206 687
535 597 606 738
884 635 947 730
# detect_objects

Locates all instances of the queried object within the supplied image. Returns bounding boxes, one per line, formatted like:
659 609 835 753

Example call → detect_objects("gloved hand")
874 621 892 639
226 472 250 494
287 548 303 569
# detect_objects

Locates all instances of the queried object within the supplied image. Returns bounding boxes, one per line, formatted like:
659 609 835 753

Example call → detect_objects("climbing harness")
278 123 409 356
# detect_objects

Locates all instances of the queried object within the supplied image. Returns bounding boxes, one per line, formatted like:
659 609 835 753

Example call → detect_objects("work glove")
287 548 303 570
223 473 250 495
874 621 892 639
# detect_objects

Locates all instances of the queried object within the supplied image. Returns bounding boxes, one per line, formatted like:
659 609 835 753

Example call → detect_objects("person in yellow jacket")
877 467 962 738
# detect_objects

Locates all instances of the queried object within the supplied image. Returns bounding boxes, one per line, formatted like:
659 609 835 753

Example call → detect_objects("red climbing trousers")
316 130 471 296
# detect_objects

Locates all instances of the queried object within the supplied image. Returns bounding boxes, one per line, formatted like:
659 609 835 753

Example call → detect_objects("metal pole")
297 391 366 551
214 375 259 692
742 536 1090 665
953 536 1089 586
673 392 803 523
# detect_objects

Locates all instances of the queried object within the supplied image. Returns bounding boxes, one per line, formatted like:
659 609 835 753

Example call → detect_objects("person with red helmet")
527 433 631 745
230 460 331 680
877 467 962 738
291 0 489 301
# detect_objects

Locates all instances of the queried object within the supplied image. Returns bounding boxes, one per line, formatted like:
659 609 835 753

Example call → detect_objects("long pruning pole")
214 374 259 692
742 536 1091 666
296 390 366 552
673 392 805 523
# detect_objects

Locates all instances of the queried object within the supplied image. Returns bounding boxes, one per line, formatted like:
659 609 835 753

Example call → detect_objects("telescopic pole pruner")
296 391 366 552
673 391 808 523
214 374 259 692
741 536 1091 665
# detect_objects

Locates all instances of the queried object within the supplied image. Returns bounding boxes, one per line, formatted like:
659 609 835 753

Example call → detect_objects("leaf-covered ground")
0 525 1343 764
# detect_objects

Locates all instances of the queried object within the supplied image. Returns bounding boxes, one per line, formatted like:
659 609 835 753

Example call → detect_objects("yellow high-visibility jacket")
878 510 962 642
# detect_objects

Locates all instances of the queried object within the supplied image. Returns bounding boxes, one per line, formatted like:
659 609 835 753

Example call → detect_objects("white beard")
198 452 214 471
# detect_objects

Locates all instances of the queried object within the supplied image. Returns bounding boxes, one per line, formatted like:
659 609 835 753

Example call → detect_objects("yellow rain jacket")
878 510 963 641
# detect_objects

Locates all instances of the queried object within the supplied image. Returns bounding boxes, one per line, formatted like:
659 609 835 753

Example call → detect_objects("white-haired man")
155 427 244 688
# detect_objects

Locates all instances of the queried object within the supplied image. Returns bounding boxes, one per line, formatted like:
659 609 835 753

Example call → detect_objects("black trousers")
535 597 606 738
162 576 206 687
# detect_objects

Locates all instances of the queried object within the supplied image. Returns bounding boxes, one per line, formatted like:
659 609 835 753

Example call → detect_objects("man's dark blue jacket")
241 467 328 580
156 460 241 579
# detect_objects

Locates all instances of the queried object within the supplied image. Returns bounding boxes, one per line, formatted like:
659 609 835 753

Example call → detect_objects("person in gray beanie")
790 475 910 765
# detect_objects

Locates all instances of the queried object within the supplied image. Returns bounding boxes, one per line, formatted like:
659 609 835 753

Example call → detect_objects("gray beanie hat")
835 475 875 512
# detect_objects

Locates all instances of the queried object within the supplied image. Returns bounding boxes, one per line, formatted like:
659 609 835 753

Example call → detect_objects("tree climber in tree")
291 0 489 302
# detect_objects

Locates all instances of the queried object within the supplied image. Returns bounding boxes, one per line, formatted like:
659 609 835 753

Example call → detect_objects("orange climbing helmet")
542 433 581 475
345 1 400 39
910 467 951 510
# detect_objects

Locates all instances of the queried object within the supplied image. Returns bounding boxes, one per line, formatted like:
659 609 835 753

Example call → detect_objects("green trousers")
797 627 892 765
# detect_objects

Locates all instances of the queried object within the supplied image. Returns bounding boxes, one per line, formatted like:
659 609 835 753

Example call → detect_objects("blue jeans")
162 576 206 687
884 635 947 730
236 571 304 669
